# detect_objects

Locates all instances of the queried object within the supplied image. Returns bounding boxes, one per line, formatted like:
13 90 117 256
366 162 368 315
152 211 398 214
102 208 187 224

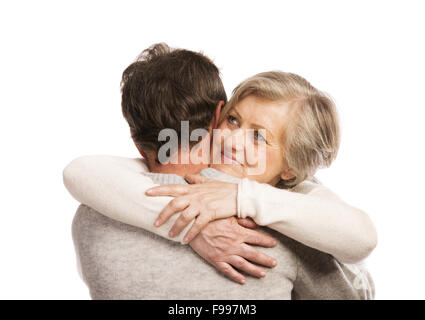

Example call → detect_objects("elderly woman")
64 71 377 286
151 71 349 241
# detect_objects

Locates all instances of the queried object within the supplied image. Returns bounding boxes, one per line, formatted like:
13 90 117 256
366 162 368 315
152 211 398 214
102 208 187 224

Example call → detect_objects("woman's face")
211 95 295 186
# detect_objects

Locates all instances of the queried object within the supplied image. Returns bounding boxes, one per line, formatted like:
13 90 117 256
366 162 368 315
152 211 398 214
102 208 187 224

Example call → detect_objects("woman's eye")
227 115 238 125
254 130 266 143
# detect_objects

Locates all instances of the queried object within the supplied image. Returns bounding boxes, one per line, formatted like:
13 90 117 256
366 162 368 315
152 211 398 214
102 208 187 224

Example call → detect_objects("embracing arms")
63 155 377 266
238 177 377 263
149 175 377 264
63 155 191 243
63 155 277 284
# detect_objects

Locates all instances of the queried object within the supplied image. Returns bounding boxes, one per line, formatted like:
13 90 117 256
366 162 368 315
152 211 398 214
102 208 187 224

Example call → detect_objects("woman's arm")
62 155 193 244
149 175 378 264
63 155 280 283
237 178 378 264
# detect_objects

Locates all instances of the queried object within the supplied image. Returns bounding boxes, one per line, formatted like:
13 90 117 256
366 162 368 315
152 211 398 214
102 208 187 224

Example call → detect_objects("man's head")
121 43 227 173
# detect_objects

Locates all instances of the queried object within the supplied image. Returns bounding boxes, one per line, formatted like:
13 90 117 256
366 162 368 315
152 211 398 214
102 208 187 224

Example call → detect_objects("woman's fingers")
239 243 277 268
146 184 190 197
236 217 258 229
168 205 199 238
214 261 246 285
243 228 277 248
227 255 266 279
181 213 211 243
154 197 190 227
184 174 213 184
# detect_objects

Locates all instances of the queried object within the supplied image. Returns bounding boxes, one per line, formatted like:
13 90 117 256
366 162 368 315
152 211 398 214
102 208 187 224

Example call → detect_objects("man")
65 43 374 299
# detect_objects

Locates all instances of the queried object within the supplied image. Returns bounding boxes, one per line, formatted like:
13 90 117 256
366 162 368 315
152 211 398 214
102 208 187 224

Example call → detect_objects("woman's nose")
224 128 245 152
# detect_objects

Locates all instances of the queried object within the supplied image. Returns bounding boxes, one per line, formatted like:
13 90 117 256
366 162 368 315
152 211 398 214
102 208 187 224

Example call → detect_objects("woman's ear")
280 169 296 182
212 101 225 128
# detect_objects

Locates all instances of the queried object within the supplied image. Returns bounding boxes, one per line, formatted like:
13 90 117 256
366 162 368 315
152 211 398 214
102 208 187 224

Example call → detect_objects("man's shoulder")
289 238 375 300
72 204 174 246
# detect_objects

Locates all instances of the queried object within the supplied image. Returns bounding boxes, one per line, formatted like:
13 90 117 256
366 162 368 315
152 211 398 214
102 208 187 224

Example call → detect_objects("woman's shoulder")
307 175 322 185
291 176 325 194
292 177 343 202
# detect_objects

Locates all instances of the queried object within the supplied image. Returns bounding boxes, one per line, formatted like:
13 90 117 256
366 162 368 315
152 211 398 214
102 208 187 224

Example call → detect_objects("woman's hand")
189 216 277 284
146 174 238 243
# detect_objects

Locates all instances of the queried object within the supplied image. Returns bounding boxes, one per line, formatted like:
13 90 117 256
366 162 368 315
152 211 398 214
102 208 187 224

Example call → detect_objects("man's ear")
212 101 225 129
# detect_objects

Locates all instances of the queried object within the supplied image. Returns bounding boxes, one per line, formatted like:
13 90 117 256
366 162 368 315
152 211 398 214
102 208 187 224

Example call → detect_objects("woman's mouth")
221 151 243 166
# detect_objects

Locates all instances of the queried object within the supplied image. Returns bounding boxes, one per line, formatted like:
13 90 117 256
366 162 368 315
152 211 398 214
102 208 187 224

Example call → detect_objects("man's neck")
143 145 210 176
149 162 207 176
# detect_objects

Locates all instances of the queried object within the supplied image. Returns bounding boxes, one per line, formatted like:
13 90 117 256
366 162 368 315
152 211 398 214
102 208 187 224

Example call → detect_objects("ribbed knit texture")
72 169 374 300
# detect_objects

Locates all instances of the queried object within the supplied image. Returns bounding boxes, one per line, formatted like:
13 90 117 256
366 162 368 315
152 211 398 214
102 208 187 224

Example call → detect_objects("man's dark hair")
121 43 227 153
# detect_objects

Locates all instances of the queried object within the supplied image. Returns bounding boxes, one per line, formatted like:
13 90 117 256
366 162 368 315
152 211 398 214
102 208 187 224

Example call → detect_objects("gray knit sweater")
72 168 374 299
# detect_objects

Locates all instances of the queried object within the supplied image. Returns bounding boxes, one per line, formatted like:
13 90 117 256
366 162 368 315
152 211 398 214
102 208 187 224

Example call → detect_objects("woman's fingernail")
145 189 153 195
183 236 189 243
240 279 246 284
169 231 174 237
272 260 277 266
260 271 266 277
154 220 160 227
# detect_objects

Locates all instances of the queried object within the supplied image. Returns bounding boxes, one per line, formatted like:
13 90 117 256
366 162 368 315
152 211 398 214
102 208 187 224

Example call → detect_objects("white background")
1 0 424 299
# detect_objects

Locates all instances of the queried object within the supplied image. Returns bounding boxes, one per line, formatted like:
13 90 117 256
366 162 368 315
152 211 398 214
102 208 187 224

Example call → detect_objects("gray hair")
219 71 341 188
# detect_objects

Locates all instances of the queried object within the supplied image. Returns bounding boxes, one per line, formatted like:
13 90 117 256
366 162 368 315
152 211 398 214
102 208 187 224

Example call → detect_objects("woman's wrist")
237 181 243 219
238 178 260 221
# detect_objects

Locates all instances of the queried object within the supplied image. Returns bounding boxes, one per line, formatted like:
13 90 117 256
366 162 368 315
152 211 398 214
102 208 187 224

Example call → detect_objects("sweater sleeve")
238 177 345 224
63 155 193 244
237 178 377 263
